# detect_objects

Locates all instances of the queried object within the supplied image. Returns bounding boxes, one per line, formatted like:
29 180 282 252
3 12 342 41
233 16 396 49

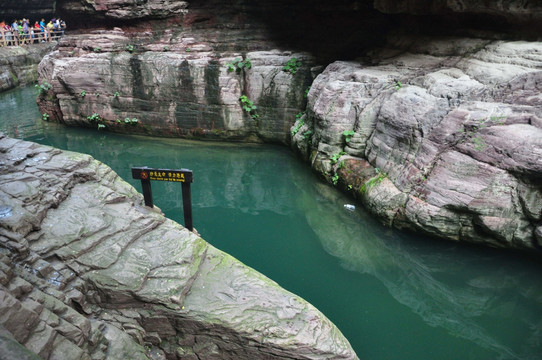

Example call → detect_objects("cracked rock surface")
0 134 357 360
291 36 542 251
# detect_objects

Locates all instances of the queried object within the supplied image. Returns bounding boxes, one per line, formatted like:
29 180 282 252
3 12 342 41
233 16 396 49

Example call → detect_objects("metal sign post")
132 167 194 231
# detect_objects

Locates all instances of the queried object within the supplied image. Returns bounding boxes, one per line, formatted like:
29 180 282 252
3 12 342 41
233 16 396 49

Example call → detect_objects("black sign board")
132 167 194 231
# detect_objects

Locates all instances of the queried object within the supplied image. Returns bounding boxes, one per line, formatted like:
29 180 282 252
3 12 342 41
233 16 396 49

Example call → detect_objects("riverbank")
0 133 358 359
0 43 55 92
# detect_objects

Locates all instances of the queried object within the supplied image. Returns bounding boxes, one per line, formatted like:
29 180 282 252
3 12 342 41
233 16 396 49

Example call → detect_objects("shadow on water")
1 86 542 360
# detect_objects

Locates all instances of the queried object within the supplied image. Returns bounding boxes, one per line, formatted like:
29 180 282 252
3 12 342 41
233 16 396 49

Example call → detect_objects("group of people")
0 18 66 46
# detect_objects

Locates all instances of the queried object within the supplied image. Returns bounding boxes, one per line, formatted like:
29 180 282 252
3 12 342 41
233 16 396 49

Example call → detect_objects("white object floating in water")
344 204 355 211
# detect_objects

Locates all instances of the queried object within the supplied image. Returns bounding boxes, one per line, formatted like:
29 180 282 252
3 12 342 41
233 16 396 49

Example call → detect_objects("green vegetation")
226 57 252 73
360 171 387 194
35 82 52 96
472 136 487 151
331 173 340 186
343 130 355 143
283 58 302 75
291 112 305 136
80 90 86 98
124 117 139 125
96 92 100 98
395 81 402 90
302 129 313 140
97 124 106 130
126 44 135 53
330 151 346 165
304 86 311 98
163 46 169 52
87 113 101 122
239 95 259 120
93 47 101 53
41 113 50 121
113 91 120 98
185 48 191 52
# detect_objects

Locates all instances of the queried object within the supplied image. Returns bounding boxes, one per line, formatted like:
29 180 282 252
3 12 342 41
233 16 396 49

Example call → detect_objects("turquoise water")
2 86 542 360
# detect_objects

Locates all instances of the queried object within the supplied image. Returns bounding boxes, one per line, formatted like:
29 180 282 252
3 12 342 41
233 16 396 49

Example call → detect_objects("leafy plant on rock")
42 113 50 121
343 130 355 143
226 57 252 73
87 113 101 122
35 81 51 96
360 171 387 194
282 57 302 75
291 112 305 136
80 90 86 98
239 95 259 120
124 117 139 125
330 151 347 165
126 44 135 53
302 129 313 140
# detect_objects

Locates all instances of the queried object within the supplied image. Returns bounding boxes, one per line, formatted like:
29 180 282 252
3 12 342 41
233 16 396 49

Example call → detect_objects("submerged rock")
0 134 358 359
292 37 542 251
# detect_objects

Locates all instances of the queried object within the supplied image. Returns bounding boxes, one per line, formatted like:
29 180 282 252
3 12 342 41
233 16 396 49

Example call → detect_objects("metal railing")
0 29 65 47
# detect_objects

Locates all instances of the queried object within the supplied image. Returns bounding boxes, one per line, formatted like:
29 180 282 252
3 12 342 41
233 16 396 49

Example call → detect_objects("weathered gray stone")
292 37 542 251
37 34 314 144
0 135 358 359
0 44 55 93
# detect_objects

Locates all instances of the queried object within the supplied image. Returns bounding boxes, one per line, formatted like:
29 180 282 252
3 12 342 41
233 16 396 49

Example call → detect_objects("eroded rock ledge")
291 36 542 252
0 44 55 93
0 134 357 360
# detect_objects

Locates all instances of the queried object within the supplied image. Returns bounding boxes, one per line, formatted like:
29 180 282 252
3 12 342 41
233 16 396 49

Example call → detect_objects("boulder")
0 134 357 359
292 37 542 251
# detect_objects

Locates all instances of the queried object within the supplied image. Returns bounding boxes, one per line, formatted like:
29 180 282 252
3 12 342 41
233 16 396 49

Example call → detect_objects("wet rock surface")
0 44 55 93
36 9 315 144
0 134 358 359
291 36 542 251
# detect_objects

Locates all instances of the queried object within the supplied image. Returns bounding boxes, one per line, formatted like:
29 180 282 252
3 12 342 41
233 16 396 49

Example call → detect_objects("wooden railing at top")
0 29 65 47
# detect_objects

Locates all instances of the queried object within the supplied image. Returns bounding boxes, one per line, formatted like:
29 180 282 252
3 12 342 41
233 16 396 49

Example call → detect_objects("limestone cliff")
0 44 55 93
291 36 542 251
0 134 357 360
32 0 542 251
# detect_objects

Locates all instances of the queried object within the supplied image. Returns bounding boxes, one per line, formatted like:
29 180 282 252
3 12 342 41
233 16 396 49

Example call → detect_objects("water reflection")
297 180 542 359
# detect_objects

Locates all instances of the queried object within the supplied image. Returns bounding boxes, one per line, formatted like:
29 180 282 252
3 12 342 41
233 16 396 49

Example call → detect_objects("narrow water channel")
1 86 542 360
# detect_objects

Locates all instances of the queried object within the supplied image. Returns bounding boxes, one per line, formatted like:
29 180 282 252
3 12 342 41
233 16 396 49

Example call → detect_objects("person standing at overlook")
46 19 54 41
21 18 29 45
39 18 46 42
11 19 18 45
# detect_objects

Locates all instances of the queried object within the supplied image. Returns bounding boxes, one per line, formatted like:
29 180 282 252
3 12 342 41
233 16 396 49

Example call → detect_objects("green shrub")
126 44 134 53
239 95 259 120
35 82 51 96
226 58 252 73
343 130 355 143
330 151 346 165
283 58 302 74
291 112 305 136
87 113 101 122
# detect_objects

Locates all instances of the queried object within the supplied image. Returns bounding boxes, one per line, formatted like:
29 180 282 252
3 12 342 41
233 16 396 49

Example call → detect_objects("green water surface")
1 86 541 360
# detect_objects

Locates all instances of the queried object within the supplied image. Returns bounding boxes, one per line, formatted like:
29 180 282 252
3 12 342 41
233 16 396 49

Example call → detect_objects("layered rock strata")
37 21 314 143
0 134 357 360
0 44 55 93
291 36 542 251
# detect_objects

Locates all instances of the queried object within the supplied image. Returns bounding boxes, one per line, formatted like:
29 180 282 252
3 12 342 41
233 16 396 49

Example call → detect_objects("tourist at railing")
0 17 66 46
